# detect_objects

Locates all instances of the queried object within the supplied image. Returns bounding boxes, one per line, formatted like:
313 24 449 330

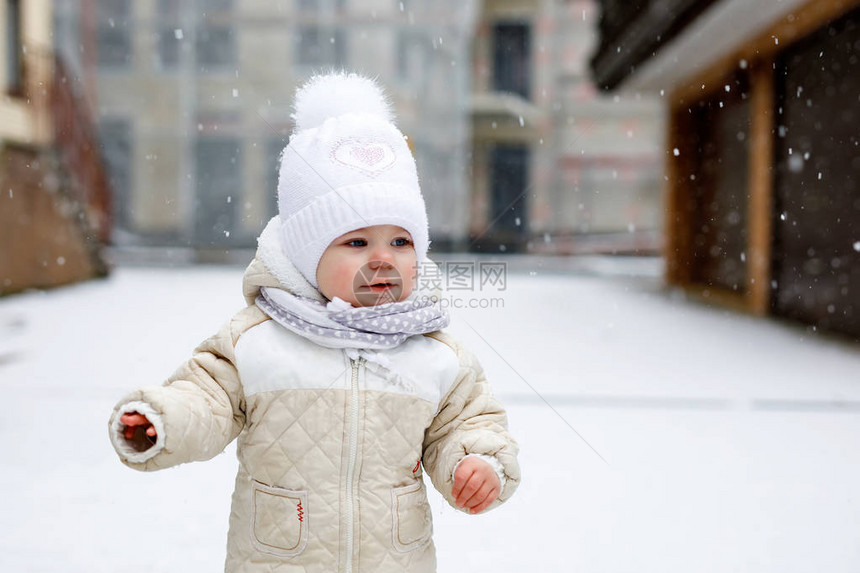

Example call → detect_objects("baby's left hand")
452 457 501 514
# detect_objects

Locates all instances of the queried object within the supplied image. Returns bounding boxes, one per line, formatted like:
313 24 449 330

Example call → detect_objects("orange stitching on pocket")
250 481 309 558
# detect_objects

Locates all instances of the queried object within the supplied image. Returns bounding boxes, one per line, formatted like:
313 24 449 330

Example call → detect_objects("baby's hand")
120 412 157 442
452 457 501 514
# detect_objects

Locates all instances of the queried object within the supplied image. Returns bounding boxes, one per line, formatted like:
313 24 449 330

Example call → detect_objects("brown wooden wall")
0 146 104 295
665 0 860 339
772 10 860 338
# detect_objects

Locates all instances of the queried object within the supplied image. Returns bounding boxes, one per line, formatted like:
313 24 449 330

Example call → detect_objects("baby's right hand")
120 412 157 442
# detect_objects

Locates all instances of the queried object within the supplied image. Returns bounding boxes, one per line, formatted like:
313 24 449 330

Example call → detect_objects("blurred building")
470 0 663 255
54 0 474 260
0 0 111 296
591 0 860 339
55 0 662 260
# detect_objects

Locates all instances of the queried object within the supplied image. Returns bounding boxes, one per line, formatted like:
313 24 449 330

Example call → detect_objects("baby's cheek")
400 278 414 300
402 255 418 296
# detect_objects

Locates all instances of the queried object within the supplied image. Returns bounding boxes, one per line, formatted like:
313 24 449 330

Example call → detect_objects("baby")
109 72 520 573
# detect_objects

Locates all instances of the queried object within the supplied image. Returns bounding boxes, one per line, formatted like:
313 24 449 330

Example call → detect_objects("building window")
493 23 530 99
196 26 235 68
156 0 181 70
396 32 426 82
489 145 529 244
295 26 346 68
99 118 133 230
96 0 132 68
194 137 241 246
4 0 22 94
196 0 236 70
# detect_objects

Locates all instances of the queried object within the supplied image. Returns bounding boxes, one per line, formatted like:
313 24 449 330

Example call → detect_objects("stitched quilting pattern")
356 391 436 572
227 382 439 571
229 390 346 572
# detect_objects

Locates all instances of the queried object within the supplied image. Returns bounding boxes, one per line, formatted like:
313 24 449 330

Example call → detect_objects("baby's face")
317 225 417 307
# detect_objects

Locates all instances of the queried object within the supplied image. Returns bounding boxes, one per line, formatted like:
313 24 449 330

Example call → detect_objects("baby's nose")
367 243 395 265
367 255 394 269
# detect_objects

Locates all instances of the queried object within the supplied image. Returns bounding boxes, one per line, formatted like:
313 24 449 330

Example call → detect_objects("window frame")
95 0 133 71
4 0 23 96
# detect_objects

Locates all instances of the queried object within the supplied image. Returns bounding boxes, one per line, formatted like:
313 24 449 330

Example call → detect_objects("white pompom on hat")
277 71 430 289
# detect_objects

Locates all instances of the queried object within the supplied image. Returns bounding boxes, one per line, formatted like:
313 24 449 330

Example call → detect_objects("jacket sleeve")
107 309 257 472
421 332 520 512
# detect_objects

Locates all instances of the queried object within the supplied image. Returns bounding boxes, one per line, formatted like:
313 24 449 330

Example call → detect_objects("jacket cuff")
109 400 165 464
451 453 507 490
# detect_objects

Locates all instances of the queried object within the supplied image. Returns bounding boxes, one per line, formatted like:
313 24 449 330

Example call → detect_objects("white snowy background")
1 261 859 572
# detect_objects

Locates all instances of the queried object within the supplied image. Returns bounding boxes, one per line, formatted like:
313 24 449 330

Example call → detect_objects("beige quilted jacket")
108 219 520 573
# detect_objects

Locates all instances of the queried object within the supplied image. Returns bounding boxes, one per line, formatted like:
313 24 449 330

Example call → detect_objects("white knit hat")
277 72 430 288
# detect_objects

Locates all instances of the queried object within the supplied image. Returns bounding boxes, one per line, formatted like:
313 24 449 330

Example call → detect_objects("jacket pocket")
391 480 432 552
250 480 309 558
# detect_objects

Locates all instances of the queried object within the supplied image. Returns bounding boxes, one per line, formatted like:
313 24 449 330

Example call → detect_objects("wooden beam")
746 59 776 316
671 0 860 104
664 106 694 286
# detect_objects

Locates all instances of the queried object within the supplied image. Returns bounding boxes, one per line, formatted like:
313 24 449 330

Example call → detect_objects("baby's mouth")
364 281 397 290
361 276 403 293
354 275 403 305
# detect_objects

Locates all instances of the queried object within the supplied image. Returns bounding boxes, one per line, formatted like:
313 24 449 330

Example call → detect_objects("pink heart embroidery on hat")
350 146 384 166
331 138 396 176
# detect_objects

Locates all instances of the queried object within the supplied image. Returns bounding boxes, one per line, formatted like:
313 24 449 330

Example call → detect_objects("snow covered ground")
1 262 859 572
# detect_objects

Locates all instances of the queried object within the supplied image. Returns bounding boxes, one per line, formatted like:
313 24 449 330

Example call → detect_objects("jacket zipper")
345 356 362 573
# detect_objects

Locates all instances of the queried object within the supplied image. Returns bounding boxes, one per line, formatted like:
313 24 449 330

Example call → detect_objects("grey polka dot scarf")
256 286 450 351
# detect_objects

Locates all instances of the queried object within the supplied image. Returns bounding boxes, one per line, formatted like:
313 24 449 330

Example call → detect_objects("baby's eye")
346 239 367 247
392 237 413 247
